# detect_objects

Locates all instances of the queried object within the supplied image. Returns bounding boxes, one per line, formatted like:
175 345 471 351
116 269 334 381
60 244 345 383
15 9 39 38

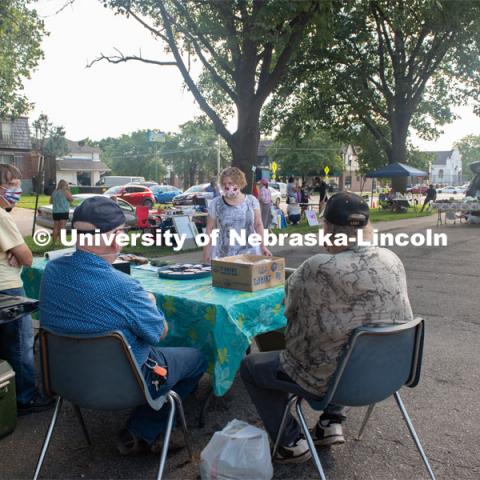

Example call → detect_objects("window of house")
0 122 13 143
438 169 444 179
0 154 15 164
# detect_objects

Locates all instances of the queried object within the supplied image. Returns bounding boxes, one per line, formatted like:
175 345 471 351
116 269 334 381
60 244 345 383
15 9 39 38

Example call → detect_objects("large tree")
0 0 45 117
455 134 480 180
265 0 480 190
97 0 325 187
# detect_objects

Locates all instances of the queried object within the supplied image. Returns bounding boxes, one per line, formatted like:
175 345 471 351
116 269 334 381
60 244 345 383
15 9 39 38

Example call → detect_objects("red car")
105 185 155 208
409 185 429 195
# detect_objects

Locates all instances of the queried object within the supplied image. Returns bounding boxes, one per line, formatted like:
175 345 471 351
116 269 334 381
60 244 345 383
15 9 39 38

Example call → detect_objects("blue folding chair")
33 328 192 480
272 317 436 480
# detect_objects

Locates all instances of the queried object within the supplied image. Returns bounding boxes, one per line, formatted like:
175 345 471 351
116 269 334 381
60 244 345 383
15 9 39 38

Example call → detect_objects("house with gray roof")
0 117 35 193
56 139 109 186
427 148 462 185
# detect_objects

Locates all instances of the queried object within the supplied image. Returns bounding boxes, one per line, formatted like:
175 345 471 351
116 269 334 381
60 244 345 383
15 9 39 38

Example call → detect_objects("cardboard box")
212 255 285 292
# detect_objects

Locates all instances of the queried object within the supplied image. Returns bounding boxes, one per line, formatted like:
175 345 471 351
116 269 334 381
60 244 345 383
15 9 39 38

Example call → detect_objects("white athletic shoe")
273 437 312 464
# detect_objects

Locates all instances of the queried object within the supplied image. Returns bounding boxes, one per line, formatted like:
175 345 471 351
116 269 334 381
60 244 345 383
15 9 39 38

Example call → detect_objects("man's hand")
261 245 273 257
7 252 20 268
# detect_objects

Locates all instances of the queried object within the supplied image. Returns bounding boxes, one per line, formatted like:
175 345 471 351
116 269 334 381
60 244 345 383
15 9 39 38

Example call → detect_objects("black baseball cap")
72 196 125 233
324 192 369 227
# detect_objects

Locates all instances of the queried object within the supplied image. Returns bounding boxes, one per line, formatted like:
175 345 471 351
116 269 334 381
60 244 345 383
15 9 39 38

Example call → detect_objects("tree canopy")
98 0 326 186
0 0 45 117
264 0 480 189
455 134 480 179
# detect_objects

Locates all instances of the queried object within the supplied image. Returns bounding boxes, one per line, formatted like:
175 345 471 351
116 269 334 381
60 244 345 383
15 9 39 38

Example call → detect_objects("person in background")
286 177 295 204
300 184 310 216
203 167 272 262
318 175 328 214
286 196 301 225
40 196 207 454
51 179 73 244
241 192 413 463
259 179 272 229
0 164 54 415
252 180 260 199
205 177 221 198
420 184 437 212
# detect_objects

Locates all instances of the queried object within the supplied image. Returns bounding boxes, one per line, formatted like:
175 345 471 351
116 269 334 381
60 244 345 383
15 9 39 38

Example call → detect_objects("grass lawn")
17 194 50 209
273 207 433 235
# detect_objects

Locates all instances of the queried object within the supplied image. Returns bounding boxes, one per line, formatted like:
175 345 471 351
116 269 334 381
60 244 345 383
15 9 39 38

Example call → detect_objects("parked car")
172 183 213 206
105 184 156 208
150 184 183 203
36 194 144 229
437 185 466 194
269 182 287 198
130 181 158 188
96 176 146 188
269 187 282 206
409 185 429 195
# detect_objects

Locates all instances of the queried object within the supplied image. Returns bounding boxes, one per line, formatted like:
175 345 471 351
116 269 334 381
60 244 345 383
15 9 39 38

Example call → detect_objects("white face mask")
223 185 240 198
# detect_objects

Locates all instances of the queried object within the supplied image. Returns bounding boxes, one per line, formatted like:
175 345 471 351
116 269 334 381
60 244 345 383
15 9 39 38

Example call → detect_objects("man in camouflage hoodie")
241 192 413 464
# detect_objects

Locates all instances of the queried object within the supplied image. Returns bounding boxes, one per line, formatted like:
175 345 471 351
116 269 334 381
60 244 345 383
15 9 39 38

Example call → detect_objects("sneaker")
311 420 345 447
273 437 312 464
17 394 55 416
150 429 186 453
116 429 149 455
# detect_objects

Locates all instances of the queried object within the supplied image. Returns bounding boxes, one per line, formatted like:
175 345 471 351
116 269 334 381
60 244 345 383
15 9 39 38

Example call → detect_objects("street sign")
271 161 278 180
324 166 330 175
147 130 166 143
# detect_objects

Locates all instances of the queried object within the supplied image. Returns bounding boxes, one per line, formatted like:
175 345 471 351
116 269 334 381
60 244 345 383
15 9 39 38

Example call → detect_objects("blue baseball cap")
72 196 125 233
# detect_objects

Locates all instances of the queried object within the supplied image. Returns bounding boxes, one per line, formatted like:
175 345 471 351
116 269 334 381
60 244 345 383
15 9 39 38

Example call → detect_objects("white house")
428 148 462 185
56 139 109 186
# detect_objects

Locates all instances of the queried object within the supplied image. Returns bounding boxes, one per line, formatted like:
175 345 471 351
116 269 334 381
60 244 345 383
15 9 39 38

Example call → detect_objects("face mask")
224 185 240 198
0 186 22 206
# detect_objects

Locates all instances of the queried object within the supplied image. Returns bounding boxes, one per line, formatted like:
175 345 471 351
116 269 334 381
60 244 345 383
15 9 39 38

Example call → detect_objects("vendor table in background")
432 202 480 225
21 259 286 396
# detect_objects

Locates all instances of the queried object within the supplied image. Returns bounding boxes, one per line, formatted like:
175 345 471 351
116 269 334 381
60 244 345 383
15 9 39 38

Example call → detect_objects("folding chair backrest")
40 328 147 410
327 318 424 407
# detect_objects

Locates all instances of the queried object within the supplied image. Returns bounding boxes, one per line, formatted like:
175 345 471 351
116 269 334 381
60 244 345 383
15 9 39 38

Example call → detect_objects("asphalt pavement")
1 216 479 479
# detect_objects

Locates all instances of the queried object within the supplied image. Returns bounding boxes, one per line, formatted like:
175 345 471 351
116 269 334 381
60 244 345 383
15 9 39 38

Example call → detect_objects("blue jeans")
0 287 36 405
127 347 208 444
241 351 346 445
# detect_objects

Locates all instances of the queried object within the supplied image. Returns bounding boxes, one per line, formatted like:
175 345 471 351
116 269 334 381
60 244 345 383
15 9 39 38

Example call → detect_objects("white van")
96 176 145 188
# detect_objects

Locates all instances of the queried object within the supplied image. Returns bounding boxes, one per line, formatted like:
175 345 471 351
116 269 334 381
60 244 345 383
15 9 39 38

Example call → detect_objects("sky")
24 0 480 150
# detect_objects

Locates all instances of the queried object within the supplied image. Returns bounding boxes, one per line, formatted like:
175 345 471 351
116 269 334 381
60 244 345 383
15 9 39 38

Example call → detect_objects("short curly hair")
219 167 247 189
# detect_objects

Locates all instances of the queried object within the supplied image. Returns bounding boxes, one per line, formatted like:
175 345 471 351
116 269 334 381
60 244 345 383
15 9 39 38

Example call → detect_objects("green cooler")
0 360 17 438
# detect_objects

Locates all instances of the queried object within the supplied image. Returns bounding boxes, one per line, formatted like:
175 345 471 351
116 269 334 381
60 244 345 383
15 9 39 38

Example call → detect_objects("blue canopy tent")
365 163 428 207
365 162 428 178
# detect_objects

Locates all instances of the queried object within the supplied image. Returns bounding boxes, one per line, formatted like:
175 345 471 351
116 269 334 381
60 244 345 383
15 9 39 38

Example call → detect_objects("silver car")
36 194 139 229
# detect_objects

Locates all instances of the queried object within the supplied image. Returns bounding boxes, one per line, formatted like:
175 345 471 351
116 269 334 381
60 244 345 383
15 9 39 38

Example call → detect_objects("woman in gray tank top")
203 167 272 262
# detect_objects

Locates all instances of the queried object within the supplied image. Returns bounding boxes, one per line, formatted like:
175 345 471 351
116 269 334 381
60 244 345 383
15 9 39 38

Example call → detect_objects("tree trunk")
229 104 261 192
390 109 410 193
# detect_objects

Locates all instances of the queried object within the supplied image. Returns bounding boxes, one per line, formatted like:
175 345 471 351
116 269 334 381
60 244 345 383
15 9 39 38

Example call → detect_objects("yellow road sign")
271 161 278 173
324 166 330 175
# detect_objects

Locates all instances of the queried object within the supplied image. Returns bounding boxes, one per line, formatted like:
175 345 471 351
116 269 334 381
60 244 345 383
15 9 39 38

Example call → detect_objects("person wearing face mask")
40 196 207 454
203 167 272 262
0 164 54 415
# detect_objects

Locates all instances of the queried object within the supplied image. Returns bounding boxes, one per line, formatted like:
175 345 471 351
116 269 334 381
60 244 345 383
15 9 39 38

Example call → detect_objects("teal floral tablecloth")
22 259 287 396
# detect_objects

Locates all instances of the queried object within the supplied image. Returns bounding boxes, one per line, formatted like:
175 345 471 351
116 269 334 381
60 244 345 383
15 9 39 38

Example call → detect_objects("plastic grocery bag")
200 419 273 480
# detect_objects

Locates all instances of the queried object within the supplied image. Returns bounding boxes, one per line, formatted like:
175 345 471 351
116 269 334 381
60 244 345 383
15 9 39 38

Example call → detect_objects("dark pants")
240 351 345 445
127 347 207 444
0 287 36 405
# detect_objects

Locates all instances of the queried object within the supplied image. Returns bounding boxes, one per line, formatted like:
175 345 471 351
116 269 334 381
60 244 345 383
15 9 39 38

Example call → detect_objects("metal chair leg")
295 398 327 480
73 405 92 445
394 392 436 480
33 397 63 480
356 404 375 440
170 390 193 460
156 394 176 480
271 395 298 458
